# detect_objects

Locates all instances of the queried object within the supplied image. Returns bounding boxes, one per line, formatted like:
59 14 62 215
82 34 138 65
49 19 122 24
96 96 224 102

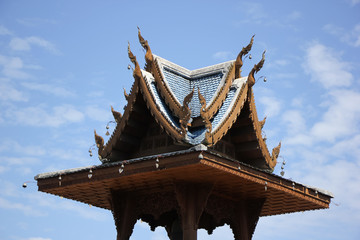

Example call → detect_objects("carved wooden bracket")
174 182 213 240
110 190 138 240
235 35 255 79
247 50 266 88
229 199 265 240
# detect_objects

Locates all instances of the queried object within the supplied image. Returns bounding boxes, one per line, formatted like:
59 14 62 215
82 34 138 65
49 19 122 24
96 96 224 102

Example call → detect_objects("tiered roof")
95 29 280 171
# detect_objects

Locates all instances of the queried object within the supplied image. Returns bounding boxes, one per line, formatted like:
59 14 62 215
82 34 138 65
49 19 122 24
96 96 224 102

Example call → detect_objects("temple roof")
94 30 280 171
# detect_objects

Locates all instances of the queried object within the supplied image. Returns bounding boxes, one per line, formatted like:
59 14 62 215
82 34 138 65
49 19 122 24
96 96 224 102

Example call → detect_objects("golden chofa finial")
247 50 266 87
235 35 255 79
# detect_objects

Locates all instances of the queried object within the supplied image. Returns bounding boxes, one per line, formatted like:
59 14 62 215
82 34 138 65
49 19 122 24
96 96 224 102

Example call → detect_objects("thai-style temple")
35 29 333 240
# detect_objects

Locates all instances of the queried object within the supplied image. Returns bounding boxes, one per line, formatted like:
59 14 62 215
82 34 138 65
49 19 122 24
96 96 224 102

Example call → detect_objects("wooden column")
110 190 138 240
230 199 265 240
174 183 213 240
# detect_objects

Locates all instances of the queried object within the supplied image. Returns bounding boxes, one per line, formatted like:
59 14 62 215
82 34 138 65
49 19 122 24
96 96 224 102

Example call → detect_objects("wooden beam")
234 141 259 152
175 182 213 240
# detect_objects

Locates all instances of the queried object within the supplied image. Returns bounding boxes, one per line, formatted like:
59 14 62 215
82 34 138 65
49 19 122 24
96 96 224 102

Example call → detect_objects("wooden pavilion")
35 29 332 240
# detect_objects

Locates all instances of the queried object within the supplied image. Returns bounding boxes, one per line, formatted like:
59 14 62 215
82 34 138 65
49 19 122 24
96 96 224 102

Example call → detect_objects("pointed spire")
271 142 281 162
127 42 142 80
111 105 122 123
94 130 104 150
138 27 153 71
235 35 255 79
259 116 267 129
247 50 266 87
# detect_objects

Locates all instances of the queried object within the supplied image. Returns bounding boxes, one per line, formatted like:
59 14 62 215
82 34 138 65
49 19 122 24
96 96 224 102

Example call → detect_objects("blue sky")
0 0 359 239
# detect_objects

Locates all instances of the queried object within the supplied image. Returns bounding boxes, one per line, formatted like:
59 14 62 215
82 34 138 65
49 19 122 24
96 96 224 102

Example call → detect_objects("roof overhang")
35 146 332 217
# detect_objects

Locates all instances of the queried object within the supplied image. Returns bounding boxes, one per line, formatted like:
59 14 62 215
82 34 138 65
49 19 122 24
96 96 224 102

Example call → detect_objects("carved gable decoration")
95 29 280 171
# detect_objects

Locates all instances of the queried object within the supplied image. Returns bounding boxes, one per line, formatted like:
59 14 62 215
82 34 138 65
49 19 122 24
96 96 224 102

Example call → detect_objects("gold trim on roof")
210 82 249 146
247 89 276 170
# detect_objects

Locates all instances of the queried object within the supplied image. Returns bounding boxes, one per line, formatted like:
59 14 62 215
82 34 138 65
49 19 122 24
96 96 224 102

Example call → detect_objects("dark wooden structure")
35 29 332 240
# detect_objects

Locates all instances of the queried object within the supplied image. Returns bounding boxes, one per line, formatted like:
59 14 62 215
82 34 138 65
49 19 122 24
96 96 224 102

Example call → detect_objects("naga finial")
94 130 104 153
271 142 281 163
111 105 122 123
137 26 153 71
179 88 194 137
247 50 266 87
127 42 142 80
259 116 267 129
198 88 212 145
235 35 255 79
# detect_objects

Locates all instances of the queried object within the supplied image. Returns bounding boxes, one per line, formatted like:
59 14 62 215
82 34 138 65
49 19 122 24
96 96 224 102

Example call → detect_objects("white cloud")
0 25 13 35
258 96 281 117
6 104 84 127
9 36 60 55
350 0 360 6
85 105 112 122
282 110 306 135
28 238 52 240
212 51 233 61
0 197 45 216
311 89 360 142
323 23 360 47
0 156 39 166
0 78 28 102
287 11 302 20
21 82 75 97
303 42 353 89
0 55 31 79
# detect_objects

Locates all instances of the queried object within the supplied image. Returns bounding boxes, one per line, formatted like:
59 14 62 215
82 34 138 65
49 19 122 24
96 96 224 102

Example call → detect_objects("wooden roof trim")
100 78 140 160
151 58 183 117
137 70 184 143
209 82 249 146
247 89 278 170
235 35 255 79
137 29 183 118
201 63 235 121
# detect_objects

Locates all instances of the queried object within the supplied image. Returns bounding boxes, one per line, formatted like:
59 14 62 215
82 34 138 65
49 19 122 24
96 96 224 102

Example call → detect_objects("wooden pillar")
110 190 138 240
230 199 265 240
174 183 213 240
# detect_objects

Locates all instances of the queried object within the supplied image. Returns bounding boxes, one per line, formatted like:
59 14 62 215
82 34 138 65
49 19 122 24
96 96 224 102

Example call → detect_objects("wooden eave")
201 63 235 120
247 89 276 169
151 59 183 118
36 150 332 217
208 80 249 146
